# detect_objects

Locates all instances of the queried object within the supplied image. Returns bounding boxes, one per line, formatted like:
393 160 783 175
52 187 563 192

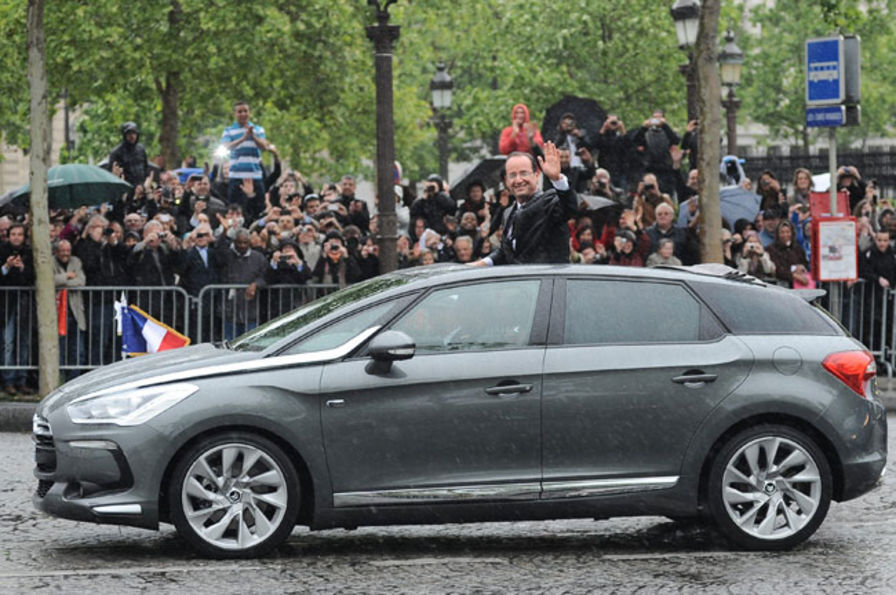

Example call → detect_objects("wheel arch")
157 424 316 526
696 413 845 510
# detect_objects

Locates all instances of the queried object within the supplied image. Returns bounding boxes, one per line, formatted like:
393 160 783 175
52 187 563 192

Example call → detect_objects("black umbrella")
450 156 507 201
0 164 132 209
541 95 608 145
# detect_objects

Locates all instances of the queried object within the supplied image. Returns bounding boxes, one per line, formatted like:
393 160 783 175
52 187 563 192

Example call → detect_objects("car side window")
390 280 541 353
564 279 714 345
282 301 397 355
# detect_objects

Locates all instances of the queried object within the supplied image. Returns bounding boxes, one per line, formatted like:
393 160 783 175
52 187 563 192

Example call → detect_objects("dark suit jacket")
488 183 579 265
179 245 220 297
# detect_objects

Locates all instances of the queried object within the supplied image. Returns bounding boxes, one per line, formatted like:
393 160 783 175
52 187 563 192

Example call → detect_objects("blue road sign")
806 105 845 128
806 37 844 105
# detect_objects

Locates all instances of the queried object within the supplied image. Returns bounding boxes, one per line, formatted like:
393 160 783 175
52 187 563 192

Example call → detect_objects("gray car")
33 264 887 557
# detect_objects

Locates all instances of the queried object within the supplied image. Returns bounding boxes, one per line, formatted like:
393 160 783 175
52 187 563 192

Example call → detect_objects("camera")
278 255 291 266
104 227 114 236
328 243 340 252
608 119 618 126
650 118 660 126
643 183 655 192
159 232 168 239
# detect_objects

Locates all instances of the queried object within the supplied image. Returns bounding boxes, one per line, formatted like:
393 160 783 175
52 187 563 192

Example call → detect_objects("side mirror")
366 330 415 374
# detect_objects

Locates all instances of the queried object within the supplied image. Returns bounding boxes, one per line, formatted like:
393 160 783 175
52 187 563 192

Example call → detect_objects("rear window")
692 281 843 336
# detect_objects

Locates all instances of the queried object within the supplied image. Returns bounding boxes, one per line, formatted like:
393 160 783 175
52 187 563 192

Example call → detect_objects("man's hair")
340 175 355 183
454 235 473 248
658 238 675 249
655 203 675 217
233 100 249 109
9 222 26 236
504 152 539 176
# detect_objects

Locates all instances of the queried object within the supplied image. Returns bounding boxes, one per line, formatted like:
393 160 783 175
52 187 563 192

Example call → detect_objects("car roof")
384 263 781 292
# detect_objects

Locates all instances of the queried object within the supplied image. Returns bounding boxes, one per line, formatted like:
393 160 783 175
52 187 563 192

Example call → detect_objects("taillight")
822 351 876 398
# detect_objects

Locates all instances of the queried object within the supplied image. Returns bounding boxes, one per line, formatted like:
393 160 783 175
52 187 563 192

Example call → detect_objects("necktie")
505 204 519 241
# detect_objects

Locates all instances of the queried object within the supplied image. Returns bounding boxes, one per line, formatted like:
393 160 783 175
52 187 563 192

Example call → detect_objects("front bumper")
32 414 161 530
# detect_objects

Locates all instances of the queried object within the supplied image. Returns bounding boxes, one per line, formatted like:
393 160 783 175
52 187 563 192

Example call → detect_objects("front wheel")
707 424 832 550
168 432 300 558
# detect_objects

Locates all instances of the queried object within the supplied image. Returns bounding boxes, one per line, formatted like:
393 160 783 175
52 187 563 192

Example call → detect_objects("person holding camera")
312 231 362 288
265 239 310 285
106 121 149 191
736 231 776 277
837 165 867 211
1 223 35 395
594 114 632 193
410 174 456 235
632 110 680 198
127 220 180 287
633 173 675 229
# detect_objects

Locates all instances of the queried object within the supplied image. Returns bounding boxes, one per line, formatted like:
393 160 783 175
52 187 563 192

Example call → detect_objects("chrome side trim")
87 326 382 397
92 504 142 515
542 476 679 499
333 482 542 507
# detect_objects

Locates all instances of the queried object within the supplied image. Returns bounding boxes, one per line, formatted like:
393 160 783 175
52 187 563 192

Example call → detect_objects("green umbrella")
0 164 132 209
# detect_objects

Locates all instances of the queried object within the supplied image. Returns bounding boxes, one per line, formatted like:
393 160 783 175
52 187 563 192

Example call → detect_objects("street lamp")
429 62 454 182
670 0 700 121
366 0 401 274
719 29 744 155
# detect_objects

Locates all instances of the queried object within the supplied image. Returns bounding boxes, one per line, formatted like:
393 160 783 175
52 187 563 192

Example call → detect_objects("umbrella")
450 156 507 202
174 167 205 183
720 185 762 225
541 96 607 144
578 193 620 211
0 164 132 209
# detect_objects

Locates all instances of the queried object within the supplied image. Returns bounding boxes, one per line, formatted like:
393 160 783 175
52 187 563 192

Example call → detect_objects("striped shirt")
221 121 266 180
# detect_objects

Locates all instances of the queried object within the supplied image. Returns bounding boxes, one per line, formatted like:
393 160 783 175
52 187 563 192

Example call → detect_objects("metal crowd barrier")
0 284 338 381
3 280 894 381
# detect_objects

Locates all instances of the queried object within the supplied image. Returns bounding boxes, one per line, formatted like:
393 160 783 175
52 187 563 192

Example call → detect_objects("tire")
168 432 300 558
707 424 832 551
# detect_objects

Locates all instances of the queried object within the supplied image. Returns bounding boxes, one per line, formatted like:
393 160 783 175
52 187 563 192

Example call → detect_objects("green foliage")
3 0 896 182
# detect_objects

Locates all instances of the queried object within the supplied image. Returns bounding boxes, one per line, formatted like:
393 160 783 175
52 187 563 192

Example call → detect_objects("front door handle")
326 399 345 408
485 383 533 397
671 372 718 386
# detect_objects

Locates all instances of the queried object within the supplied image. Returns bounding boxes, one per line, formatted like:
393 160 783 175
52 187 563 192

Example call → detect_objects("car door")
540 277 753 495
320 278 549 506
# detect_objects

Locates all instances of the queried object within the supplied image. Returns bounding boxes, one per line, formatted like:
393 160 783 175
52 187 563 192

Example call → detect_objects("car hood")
39 344 258 415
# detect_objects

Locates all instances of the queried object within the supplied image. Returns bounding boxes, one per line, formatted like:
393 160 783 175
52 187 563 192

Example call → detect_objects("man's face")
561 117 575 132
777 224 793 244
469 186 483 202
125 215 143 230
341 178 356 197
194 177 211 196
125 131 138 144
558 149 571 169
455 241 473 262
56 242 71 263
0 221 9 240
304 199 320 215
875 232 890 253
764 217 779 232
281 180 296 196
8 227 25 247
281 245 297 259
234 235 250 254
278 216 295 231
687 169 699 189
505 155 539 202
194 227 212 247
234 104 250 126
655 207 674 229
460 213 478 230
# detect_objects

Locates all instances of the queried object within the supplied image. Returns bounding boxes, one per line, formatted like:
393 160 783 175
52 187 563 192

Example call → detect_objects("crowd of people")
0 99 893 393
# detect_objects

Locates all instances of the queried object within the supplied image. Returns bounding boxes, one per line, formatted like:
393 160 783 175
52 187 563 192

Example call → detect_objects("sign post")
806 35 861 315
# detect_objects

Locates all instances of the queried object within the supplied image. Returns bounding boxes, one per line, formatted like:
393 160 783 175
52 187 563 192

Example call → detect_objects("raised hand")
538 141 562 181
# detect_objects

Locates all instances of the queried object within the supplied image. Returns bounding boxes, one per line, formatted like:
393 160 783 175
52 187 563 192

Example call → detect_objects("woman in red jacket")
499 103 545 157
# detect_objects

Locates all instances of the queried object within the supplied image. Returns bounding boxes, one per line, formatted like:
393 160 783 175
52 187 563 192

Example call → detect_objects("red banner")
56 289 67 336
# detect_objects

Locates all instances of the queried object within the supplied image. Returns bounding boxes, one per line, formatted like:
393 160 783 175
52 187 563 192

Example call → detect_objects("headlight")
67 383 198 426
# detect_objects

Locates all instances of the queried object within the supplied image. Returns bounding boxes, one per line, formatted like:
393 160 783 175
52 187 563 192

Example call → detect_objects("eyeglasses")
506 171 535 181
196 233 209 238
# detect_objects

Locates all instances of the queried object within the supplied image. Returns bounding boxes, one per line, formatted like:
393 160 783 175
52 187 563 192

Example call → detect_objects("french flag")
118 303 190 356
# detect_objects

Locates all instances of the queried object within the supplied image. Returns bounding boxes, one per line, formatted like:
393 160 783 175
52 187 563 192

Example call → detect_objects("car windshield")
229 275 412 352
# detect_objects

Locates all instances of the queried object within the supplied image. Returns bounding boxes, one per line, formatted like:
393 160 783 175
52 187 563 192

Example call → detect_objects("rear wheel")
707 424 832 550
168 432 300 558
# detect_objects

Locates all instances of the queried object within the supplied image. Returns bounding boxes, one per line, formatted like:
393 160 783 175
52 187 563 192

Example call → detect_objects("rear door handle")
326 399 345 408
485 384 533 397
671 373 718 386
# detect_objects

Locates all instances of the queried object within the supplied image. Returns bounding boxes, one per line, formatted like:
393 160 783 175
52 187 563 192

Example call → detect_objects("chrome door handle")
485 384 533 396
671 373 718 385
326 399 345 408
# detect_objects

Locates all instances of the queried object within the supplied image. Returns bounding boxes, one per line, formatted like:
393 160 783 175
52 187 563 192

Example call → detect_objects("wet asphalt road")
1 422 895 594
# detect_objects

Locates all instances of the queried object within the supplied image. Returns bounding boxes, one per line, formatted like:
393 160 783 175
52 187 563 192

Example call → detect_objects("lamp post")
430 62 454 182
670 0 700 122
719 29 744 156
366 0 400 274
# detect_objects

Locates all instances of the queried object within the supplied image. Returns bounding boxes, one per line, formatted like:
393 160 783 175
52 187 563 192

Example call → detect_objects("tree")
27 0 60 395
695 0 722 264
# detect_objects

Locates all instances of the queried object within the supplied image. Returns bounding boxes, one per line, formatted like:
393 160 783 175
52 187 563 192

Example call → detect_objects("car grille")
36 479 53 498
32 414 56 474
